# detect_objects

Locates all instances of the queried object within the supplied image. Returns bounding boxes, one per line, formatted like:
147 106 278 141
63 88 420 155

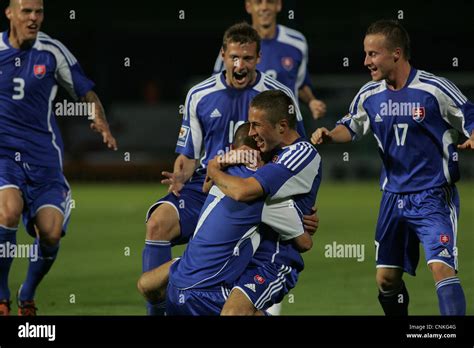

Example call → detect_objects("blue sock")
142 240 171 316
436 276 466 315
20 239 60 301
0 226 17 300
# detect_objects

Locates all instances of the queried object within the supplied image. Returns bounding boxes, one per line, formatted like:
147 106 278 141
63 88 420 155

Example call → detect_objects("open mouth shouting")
27 23 39 35
232 70 249 86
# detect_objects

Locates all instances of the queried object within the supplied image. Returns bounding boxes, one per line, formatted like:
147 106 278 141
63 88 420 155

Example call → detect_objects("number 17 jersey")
338 68 474 193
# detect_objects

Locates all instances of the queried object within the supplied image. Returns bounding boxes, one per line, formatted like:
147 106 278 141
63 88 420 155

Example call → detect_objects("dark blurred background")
3 0 473 181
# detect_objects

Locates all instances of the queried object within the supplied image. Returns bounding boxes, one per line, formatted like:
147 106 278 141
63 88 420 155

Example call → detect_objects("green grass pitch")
7 181 473 315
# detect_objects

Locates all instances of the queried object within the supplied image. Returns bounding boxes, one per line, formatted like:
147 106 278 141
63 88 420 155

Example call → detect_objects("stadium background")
3 0 473 314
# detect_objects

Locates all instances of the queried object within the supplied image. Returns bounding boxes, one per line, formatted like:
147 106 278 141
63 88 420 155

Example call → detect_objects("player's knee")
429 262 455 282
0 207 21 228
376 273 402 291
146 214 177 241
137 274 165 302
137 274 148 297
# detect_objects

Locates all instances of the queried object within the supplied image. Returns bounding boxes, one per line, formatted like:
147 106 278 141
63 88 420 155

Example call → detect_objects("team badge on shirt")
281 57 294 71
412 107 425 122
254 274 265 284
33 65 46 79
177 126 190 147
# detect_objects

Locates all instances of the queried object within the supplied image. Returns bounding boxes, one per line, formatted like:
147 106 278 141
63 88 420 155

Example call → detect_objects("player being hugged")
0 0 117 316
311 20 473 315
141 22 320 316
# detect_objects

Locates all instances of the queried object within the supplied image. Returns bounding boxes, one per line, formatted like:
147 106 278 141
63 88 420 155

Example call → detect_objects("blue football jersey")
251 138 322 272
176 70 306 184
169 164 306 290
0 31 94 168
337 68 474 193
213 25 312 97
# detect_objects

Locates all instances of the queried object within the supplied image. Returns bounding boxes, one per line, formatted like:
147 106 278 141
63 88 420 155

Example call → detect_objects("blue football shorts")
0 156 72 237
375 185 459 276
145 179 207 245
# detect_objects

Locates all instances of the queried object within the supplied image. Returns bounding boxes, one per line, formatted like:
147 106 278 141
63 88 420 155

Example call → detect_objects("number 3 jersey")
0 31 95 169
176 70 306 185
337 68 474 193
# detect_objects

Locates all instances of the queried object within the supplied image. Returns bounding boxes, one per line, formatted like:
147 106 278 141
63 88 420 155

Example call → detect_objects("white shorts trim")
0 184 20 191
145 201 180 223
35 204 65 217
427 259 456 271
0 224 18 231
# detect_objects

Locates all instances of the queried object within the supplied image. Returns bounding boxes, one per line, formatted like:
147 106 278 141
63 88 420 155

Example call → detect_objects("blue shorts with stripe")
233 263 298 311
0 156 72 237
375 185 460 276
166 281 230 316
145 178 207 245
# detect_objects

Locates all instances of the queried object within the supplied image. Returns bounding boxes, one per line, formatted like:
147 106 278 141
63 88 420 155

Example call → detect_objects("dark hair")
222 22 261 54
366 20 411 60
233 123 258 149
250 90 296 129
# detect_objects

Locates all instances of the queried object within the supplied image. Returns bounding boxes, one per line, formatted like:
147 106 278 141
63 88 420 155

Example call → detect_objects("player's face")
248 107 280 153
245 0 282 28
364 34 397 81
222 41 261 89
6 0 44 44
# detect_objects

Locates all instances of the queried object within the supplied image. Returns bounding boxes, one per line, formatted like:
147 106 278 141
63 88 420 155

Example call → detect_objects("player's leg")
0 187 23 315
137 259 173 304
221 288 257 316
143 201 180 315
376 267 409 315
375 191 411 315
415 185 466 315
142 186 206 315
18 207 63 315
18 165 71 316
429 262 465 315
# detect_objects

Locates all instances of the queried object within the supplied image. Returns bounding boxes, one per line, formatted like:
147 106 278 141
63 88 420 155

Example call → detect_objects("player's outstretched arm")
207 157 264 202
161 155 197 196
83 91 118 151
298 85 327 120
311 125 352 145
457 131 474 150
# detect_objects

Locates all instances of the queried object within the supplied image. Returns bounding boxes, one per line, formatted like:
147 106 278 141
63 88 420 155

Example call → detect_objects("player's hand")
311 127 332 145
202 175 214 193
309 99 327 120
457 138 474 151
303 206 319 236
90 120 118 151
161 158 185 197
